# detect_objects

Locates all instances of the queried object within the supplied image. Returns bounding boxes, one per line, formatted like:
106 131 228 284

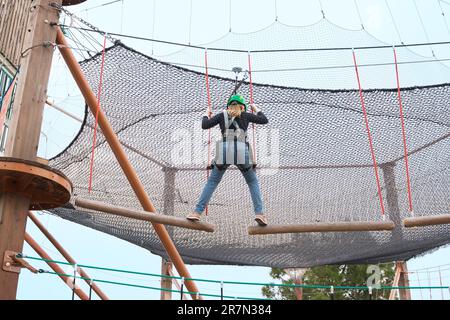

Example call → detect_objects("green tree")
262 263 396 300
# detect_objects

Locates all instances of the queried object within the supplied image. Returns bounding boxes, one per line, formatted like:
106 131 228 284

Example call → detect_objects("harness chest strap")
208 111 256 170
222 110 255 164
222 110 246 141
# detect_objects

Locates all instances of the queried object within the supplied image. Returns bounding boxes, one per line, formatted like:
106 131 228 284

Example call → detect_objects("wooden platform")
0 157 72 210
62 0 87 5
75 198 215 233
248 220 395 235
404 214 450 228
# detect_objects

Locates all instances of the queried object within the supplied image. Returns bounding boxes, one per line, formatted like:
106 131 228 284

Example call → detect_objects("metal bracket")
3 251 21 274
2 251 38 274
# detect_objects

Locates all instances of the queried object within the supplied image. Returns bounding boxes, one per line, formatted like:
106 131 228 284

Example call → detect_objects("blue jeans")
194 165 264 215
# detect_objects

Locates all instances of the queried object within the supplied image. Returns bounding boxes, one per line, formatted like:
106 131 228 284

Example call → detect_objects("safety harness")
212 110 255 172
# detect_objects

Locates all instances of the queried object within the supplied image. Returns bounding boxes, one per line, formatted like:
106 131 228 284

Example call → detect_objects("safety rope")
248 52 257 165
51 3 118 44
79 0 123 13
41 270 266 300
413 0 435 57
352 50 386 217
204 49 213 216
393 47 414 214
438 268 444 299
60 24 450 54
427 271 433 299
438 0 450 37
416 272 424 299
0 69 19 135
19 254 450 292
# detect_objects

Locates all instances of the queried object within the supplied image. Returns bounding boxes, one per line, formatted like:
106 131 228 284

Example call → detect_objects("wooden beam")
0 0 62 300
56 27 203 299
28 212 109 300
403 214 450 228
248 221 395 235
24 233 89 300
75 198 215 233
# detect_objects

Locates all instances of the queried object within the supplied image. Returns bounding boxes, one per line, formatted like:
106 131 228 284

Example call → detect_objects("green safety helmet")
227 94 247 111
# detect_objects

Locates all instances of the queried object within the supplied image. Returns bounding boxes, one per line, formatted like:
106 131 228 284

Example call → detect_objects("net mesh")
48 20 450 268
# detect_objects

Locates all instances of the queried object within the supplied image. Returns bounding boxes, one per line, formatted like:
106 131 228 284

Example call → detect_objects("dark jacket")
202 111 268 134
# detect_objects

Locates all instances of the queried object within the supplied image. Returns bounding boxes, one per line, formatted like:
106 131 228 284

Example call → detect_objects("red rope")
0 74 18 134
438 268 444 299
88 34 107 193
248 52 257 164
352 50 386 216
393 47 414 213
204 49 212 216
248 53 254 104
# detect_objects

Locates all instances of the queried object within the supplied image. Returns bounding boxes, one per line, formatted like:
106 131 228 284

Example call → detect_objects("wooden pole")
404 214 450 228
55 28 202 299
0 0 62 300
28 211 109 300
389 262 401 300
24 233 89 300
380 158 450 228
285 268 306 300
381 164 411 300
248 221 395 235
75 198 215 232
293 277 303 300
162 167 177 237
397 261 411 300
249 163 400 237
381 163 404 241
160 259 173 300
45 99 169 168
160 168 175 300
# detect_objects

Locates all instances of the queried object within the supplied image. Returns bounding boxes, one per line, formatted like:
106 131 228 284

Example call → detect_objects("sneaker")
186 212 201 221
255 214 268 226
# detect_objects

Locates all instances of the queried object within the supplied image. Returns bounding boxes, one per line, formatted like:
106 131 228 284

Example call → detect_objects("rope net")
49 20 450 268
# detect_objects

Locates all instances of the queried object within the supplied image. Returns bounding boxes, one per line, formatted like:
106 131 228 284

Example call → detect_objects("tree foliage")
262 263 396 300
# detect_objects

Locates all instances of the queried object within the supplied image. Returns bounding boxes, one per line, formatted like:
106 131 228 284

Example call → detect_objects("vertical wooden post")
389 262 401 300
293 277 303 300
160 167 176 300
160 259 173 300
397 261 411 300
162 167 177 236
0 0 62 300
381 163 411 300
380 162 403 241
286 268 307 300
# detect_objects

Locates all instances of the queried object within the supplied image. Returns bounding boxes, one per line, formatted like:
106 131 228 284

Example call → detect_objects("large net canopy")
49 19 450 268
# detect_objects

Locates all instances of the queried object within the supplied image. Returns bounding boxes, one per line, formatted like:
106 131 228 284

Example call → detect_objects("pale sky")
16 0 450 300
